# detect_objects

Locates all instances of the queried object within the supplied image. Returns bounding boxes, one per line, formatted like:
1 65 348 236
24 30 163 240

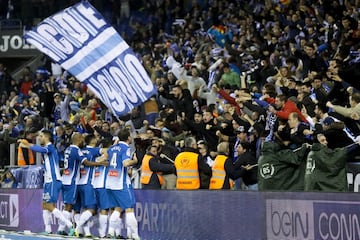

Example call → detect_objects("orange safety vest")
17 146 35 166
174 152 200 190
140 154 164 185
209 155 228 189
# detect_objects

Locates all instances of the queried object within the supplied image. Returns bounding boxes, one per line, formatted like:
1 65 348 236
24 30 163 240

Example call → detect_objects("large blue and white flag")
24 1 157 117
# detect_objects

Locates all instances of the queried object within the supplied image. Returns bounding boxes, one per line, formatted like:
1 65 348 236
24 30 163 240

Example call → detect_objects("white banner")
24 1 157 117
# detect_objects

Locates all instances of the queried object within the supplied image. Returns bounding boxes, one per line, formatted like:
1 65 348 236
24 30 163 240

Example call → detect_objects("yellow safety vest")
209 155 228 189
140 154 164 185
175 152 200 190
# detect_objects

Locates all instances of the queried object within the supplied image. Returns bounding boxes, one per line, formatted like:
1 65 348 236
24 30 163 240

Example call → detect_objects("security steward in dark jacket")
141 145 176 189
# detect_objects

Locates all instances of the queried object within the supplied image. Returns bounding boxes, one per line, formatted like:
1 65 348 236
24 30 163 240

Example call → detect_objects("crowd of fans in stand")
1 0 360 190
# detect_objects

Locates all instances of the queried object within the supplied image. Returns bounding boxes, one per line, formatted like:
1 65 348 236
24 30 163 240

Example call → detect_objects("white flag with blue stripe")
24 1 157 117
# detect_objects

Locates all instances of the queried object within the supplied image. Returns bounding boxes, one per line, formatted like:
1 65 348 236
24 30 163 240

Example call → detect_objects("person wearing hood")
305 133 360 192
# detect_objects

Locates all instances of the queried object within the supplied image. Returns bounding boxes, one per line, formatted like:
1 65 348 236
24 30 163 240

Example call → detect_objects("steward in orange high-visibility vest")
17 145 35 166
175 151 200 189
209 154 227 189
209 142 236 189
174 137 212 190
141 154 164 185
141 146 175 189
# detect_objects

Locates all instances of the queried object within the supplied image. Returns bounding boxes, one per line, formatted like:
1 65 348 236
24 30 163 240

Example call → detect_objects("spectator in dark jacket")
233 142 258 190
158 84 194 120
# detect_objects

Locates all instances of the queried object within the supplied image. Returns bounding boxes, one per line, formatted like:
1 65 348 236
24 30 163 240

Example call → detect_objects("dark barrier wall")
1 189 360 240
7 162 360 192
133 190 263 240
